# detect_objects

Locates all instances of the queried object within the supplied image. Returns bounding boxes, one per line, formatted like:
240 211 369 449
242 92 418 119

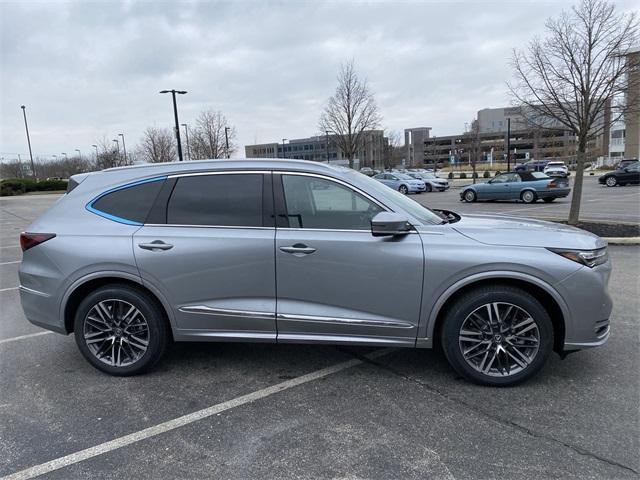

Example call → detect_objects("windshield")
546 162 564 166
422 173 436 179
347 171 444 225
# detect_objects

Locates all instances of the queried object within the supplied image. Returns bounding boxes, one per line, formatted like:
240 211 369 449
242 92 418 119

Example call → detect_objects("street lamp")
61 152 67 160
282 138 287 159
159 89 187 161
118 133 127 164
181 124 190 161
225 127 231 159
75 149 81 159
92 144 98 160
20 105 36 178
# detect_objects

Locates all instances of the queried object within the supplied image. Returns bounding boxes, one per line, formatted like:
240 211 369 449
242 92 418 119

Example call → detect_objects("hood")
452 213 606 249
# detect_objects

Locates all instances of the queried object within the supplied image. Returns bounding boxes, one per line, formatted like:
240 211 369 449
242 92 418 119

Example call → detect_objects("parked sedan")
373 172 426 194
461 171 570 203
598 161 640 187
407 172 449 192
19 159 611 386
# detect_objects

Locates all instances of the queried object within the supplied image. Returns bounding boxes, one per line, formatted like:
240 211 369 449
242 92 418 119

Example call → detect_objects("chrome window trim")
179 305 275 320
144 224 275 230
277 312 414 329
276 227 418 234
168 170 271 179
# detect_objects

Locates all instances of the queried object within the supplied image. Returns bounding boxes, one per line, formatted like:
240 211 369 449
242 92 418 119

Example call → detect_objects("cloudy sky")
1 0 636 161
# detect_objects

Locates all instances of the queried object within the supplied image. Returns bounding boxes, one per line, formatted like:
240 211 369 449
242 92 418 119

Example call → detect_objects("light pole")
325 130 330 163
282 138 287 159
225 127 231 159
181 124 190 160
92 144 98 162
61 152 67 160
118 133 127 164
112 139 120 163
20 105 36 178
75 149 81 160
506 117 511 171
159 89 187 161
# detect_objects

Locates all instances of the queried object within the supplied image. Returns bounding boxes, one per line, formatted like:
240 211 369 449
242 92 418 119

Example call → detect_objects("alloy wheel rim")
523 191 533 202
83 299 149 367
465 191 474 201
606 177 616 186
458 302 540 377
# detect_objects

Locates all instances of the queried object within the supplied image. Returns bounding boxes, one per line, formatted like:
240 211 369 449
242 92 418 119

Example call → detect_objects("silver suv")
19 160 612 386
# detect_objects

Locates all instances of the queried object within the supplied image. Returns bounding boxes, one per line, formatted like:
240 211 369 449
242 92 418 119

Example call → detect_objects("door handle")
138 241 173 251
279 243 316 256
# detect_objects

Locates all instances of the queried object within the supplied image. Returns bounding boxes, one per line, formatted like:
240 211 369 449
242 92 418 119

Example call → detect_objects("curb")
602 237 640 245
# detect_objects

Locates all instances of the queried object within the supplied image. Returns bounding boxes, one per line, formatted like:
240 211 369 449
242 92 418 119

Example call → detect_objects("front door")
134 172 277 341
274 173 424 346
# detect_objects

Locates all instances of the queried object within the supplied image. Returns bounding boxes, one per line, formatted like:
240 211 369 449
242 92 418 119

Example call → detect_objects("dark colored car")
515 160 549 172
598 161 640 187
460 171 570 203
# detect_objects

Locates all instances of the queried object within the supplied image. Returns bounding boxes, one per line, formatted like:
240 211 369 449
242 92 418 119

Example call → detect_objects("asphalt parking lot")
415 175 640 224
1 194 639 479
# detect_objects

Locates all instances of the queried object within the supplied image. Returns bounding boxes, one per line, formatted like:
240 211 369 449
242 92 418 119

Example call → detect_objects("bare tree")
509 0 638 224
190 110 237 160
137 127 176 163
0 159 25 179
319 60 382 168
93 136 126 169
383 130 402 170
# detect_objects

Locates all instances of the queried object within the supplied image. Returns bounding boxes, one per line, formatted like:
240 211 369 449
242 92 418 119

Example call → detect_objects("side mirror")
371 212 412 237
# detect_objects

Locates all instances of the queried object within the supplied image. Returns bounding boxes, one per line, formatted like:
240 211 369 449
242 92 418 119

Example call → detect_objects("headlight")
548 247 608 267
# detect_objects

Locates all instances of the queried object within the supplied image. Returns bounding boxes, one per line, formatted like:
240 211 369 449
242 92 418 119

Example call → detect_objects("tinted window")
167 174 263 226
91 179 164 224
282 175 383 230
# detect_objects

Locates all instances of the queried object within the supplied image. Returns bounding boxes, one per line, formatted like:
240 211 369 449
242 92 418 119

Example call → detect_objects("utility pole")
75 149 81 159
281 138 287 159
506 117 511 171
92 144 98 163
325 130 330 163
181 124 190 160
20 105 36 178
225 127 230 159
159 89 187 161
118 133 127 164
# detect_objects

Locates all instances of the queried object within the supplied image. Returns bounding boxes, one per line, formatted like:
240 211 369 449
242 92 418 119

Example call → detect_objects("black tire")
521 190 537 203
399 184 409 195
463 189 477 202
440 285 553 386
74 284 169 376
426 183 433 192
543 198 555 203
605 176 617 187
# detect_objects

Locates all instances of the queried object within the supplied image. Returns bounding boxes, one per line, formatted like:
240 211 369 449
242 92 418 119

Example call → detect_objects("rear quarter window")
90 179 165 225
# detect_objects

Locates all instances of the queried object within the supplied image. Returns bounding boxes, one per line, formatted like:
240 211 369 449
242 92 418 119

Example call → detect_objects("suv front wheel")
74 284 169 376
441 285 553 386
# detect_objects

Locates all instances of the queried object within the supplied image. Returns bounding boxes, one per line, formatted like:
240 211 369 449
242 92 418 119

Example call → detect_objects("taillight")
547 180 557 188
20 233 56 252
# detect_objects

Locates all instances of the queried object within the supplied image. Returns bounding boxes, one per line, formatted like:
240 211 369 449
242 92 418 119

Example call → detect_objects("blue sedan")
460 171 571 203
373 172 426 194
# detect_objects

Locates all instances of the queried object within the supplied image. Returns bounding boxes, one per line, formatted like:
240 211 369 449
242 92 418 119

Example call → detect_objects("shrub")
483 170 490 178
0 178 67 196
459 172 467 179
472 172 478 178
448 172 454 179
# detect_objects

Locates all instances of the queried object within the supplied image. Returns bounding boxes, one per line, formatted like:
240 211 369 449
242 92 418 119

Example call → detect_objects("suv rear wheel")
74 284 169 376
440 285 553 386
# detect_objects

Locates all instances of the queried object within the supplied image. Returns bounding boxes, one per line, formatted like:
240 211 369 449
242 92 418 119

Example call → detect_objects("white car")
543 161 569 177
407 172 450 191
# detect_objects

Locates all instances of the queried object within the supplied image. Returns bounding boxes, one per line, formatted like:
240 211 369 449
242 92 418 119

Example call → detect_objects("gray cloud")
1 0 637 160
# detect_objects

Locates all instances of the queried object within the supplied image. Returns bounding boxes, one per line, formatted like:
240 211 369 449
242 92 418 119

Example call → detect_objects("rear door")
273 172 424 346
133 171 277 341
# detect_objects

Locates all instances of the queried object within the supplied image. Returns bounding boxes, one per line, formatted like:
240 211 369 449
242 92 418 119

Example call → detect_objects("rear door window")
167 174 263 226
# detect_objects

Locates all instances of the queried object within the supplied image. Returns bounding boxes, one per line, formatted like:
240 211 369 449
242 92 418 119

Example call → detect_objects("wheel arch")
424 273 568 354
61 272 174 336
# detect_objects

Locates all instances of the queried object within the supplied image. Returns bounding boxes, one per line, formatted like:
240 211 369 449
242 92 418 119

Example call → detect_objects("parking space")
1 194 638 479
414 176 640 224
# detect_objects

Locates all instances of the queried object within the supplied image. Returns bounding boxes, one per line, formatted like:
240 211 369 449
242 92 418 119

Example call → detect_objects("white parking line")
0 261 20 266
1 349 395 480
0 245 20 249
0 287 19 292
0 331 52 345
